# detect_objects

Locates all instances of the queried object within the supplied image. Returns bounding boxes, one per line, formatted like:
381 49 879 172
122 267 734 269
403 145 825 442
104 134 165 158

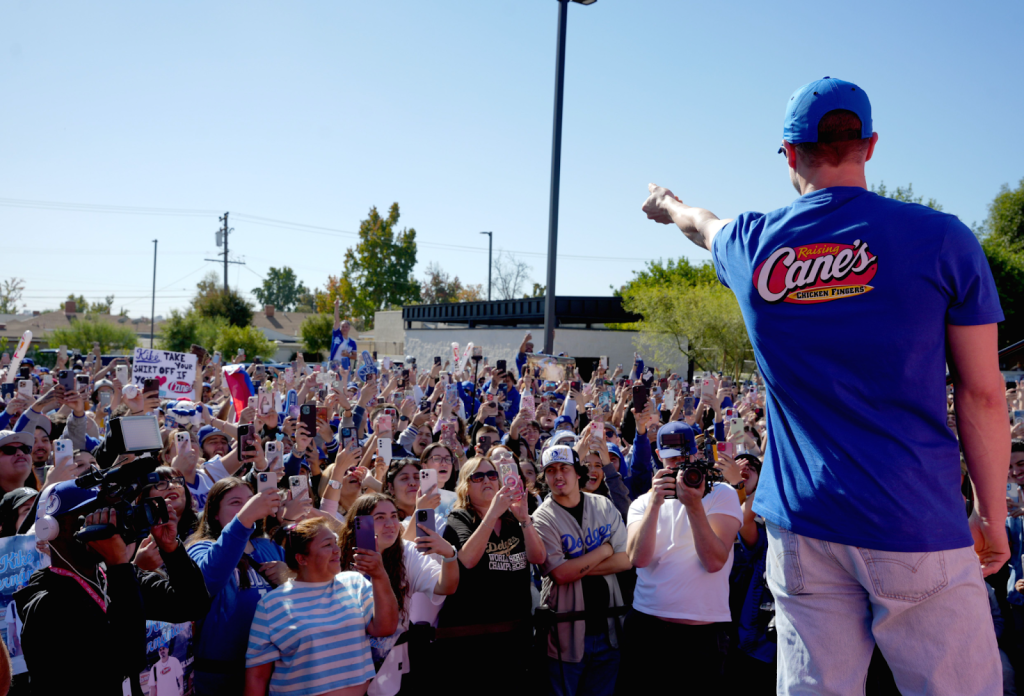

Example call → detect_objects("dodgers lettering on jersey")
560 523 613 559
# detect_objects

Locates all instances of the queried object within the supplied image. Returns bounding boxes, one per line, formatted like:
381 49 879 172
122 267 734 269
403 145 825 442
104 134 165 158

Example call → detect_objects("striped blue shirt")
246 572 376 695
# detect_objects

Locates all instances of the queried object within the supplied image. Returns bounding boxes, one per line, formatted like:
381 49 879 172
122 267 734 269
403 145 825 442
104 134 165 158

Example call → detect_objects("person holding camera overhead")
618 421 742 691
15 479 210 695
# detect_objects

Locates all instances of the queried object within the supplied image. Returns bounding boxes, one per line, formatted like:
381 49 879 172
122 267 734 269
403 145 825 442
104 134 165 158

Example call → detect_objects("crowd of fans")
0 306 1021 696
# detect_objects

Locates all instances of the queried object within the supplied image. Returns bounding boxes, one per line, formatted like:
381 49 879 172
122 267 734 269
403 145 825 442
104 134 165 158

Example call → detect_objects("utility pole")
219 213 230 291
207 212 244 291
150 239 157 348
480 231 493 301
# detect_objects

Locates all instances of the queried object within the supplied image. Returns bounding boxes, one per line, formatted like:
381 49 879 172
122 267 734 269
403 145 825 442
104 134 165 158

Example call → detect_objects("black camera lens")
681 466 705 488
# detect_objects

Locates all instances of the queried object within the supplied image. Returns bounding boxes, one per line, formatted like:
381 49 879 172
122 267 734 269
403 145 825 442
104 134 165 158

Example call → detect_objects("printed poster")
0 535 43 675
125 620 195 696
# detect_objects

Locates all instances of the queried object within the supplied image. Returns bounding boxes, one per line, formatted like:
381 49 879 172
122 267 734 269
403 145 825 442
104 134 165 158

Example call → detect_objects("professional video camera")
73 415 170 543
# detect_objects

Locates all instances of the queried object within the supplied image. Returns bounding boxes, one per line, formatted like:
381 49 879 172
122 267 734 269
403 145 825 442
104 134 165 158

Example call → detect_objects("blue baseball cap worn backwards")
782 77 873 145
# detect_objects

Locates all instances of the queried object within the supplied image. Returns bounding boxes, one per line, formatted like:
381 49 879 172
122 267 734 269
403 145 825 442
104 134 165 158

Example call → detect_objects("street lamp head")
571 0 597 4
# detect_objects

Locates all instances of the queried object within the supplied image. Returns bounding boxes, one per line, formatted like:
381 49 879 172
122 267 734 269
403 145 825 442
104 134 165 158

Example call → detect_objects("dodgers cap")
783 77 873 145
656 421 698 458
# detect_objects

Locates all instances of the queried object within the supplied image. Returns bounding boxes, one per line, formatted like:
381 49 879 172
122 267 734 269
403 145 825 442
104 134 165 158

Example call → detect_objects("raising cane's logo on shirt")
753 240 878 304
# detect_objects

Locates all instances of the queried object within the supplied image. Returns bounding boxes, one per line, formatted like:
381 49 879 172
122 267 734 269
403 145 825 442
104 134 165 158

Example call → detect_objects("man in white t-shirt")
619 422 742 691
149 645 184 696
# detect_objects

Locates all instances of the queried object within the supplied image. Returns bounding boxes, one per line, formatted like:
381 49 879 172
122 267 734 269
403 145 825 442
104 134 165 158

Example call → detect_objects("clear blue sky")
2 0 1021 319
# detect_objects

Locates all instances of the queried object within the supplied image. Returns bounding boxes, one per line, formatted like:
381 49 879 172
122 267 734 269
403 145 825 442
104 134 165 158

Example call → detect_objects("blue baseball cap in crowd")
39 480 99 519
782 77 872 145
607 443 624 464
554 415 574 431
656 421 697 458
197 425 229 447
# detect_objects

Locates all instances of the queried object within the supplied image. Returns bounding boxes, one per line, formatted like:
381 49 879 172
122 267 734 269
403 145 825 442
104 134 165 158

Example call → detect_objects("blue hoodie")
187 516 284 693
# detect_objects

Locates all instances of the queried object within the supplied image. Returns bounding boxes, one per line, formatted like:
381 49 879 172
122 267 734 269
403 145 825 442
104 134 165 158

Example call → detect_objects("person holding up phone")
534 445 630 696
331 493 458 694
243 515 395 696
437 456 545 696
186 478 285 695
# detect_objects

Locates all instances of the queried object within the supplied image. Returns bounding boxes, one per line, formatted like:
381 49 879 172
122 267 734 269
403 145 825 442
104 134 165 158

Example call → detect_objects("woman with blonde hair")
437 456 545 696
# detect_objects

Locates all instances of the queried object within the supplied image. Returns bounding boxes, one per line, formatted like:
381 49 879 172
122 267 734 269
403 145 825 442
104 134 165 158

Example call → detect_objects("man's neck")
49 542 100 581
553 489 582 508
0 473 26 493
794 164 867 195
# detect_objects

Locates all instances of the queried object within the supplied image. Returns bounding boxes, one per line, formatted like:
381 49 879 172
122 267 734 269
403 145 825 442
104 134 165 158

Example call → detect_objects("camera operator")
14 476 210 695
619 422 742 691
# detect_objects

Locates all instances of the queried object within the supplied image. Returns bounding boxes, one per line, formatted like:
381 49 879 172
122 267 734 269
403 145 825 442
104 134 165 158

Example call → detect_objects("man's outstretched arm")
641 183 732 251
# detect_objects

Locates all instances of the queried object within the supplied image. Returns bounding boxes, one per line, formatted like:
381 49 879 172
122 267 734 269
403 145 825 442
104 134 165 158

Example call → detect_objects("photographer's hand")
151 507 180 554
84 508 130 566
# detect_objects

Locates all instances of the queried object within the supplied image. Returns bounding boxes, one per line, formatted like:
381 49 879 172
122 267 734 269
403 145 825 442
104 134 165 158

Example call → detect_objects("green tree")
299 313 334 357
158 309 228 353
870 181 943 210
609 258 720 330
48 317 139 354
252 267 310 312
974 177 1024 349
192 272 254 327
623 282 751 376
339 203 420 328
214 325 276 361
0 278 25 314
419 263 483 304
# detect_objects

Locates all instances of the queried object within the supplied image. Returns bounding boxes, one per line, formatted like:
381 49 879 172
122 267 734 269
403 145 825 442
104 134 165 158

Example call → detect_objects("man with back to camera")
641 77 1010 694
618 421 742 691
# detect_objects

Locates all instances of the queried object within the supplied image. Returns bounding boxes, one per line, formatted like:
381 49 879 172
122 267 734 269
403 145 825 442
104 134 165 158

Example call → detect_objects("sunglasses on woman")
0 445 31 456
468 470 500 483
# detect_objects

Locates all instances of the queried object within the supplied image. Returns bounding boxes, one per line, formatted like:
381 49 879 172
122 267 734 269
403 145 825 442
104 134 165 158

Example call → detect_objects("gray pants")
766 521 1001 696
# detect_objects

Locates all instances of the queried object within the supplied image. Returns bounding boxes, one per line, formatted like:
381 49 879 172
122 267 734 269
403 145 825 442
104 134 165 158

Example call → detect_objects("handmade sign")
132 348 197 400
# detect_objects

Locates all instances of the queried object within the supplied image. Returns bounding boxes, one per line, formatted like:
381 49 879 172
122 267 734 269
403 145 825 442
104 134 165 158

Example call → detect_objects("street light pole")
543 0 594 354
150 239 158 348
480 231 493 301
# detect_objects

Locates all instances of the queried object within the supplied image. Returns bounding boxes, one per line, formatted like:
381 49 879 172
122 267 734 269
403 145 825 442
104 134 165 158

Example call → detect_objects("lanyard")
50 566 107 613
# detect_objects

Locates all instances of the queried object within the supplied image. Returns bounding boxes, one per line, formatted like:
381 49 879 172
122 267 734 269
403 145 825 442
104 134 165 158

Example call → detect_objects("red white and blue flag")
223 364 255 422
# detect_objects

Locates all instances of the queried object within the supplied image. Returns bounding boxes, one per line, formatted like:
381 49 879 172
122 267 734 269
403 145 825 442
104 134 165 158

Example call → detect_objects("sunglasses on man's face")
468 470 500 483
0 445 31 456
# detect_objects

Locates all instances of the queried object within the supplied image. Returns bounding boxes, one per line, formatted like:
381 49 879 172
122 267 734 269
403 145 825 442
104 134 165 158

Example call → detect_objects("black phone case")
299 405 317 436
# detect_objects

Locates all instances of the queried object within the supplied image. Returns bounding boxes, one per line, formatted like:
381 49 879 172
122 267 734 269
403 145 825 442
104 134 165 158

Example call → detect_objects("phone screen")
237 424 256 460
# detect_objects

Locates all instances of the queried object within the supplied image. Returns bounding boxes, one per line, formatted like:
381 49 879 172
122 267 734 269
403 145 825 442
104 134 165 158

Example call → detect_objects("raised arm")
641 183 731 251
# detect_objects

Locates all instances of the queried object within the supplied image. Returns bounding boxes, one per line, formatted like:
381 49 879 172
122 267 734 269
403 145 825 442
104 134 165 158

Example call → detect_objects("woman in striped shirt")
244 517 399 696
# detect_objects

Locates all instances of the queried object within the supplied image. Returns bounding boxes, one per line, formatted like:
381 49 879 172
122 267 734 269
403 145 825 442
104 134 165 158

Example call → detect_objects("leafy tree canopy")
339 203 420 329
252 266 310 312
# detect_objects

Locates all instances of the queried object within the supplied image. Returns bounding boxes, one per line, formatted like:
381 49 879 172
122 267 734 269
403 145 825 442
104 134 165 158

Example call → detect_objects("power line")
0 196 654 263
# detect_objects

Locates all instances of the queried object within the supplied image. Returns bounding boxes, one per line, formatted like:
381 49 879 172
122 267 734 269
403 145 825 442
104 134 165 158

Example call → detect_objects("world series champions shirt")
712 187 1003 552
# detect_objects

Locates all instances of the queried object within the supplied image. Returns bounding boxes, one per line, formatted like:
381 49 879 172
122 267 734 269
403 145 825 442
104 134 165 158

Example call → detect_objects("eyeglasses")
491 451 514 462
428 455 454 465
604 430 617 439
151 477 185 491
468 470 500 483
0 445 31 456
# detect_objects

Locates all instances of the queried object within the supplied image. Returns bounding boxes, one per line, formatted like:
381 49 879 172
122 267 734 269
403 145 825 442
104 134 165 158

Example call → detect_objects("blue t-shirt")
711 187 1003 552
